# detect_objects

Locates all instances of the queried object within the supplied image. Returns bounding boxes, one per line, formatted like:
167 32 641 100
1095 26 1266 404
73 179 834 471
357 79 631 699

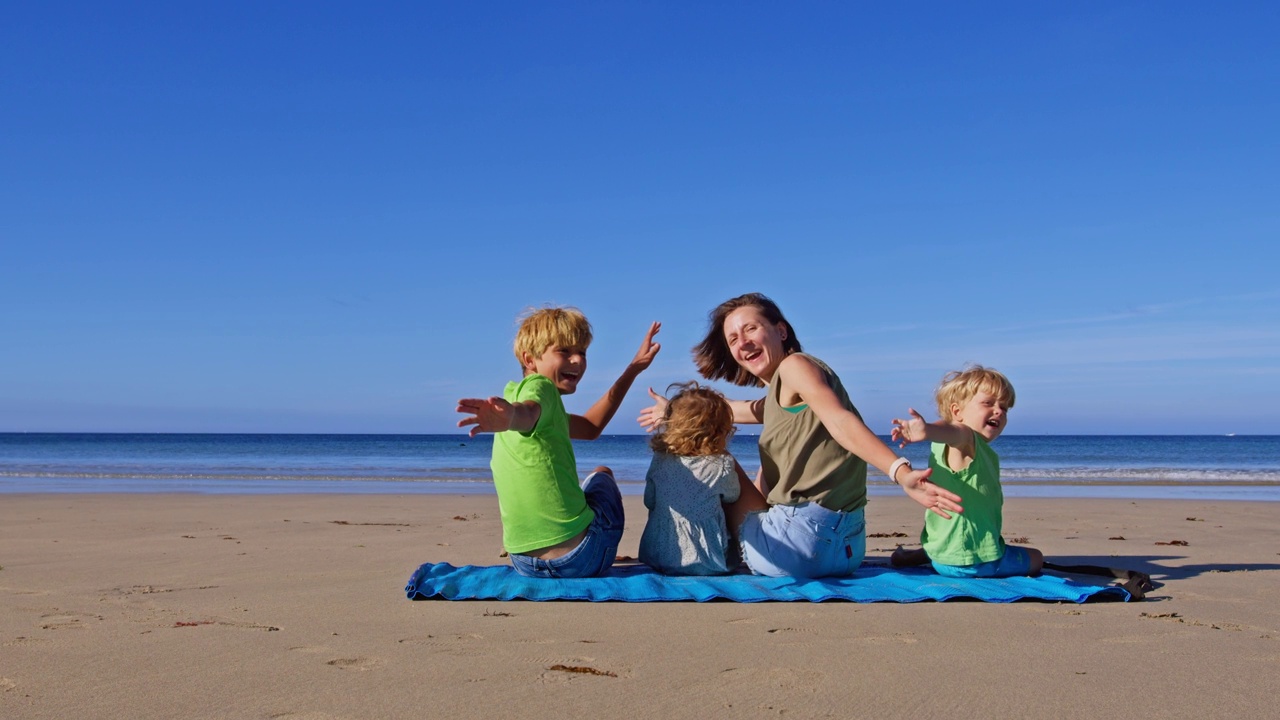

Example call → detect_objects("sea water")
2 433 1278 501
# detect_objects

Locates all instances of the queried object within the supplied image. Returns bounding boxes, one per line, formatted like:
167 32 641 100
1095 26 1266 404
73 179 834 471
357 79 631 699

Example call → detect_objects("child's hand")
898 467 964 519
890 408 928 448
636 387 668 433
456 396 517 437
628 322 662 372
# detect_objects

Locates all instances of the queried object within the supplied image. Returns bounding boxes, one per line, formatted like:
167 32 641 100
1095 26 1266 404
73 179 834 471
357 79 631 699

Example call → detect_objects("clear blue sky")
3 2 1278 435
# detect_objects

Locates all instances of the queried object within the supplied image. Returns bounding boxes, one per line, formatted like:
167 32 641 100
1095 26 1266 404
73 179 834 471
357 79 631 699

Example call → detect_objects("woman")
642 293 963 578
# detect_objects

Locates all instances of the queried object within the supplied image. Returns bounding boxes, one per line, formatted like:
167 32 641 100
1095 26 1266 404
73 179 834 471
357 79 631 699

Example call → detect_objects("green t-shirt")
920 433 1006 565
490 373 593 554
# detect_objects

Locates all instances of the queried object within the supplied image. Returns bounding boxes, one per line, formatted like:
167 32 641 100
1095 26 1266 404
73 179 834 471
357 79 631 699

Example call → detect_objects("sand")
2 492 1278 719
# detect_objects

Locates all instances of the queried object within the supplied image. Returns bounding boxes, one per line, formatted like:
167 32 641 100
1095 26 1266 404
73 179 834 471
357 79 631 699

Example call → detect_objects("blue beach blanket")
405 562 1131 603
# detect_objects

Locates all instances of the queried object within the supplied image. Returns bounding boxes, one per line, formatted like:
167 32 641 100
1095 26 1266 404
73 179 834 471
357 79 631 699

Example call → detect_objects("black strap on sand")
1043 561 1153 601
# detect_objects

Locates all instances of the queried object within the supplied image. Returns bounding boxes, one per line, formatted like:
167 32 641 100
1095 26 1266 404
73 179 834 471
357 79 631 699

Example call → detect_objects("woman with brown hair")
642 293 962 578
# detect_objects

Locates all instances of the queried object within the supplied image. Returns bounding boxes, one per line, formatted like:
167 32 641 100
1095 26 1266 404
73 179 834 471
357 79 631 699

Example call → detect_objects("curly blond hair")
650 382 735 457
935 365 1016 420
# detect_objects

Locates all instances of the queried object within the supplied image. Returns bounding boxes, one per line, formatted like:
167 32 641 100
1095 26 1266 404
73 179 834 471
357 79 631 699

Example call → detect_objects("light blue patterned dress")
638 452 741 575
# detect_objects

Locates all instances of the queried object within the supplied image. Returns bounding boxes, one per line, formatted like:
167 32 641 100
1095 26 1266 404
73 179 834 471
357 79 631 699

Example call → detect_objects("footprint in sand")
1 677 17 693
394 635 435 646
114 585 176 596
288 645 331 655
39 611 103 630
765 626 817 635
326 657 381 671
112 584 220 596
3 636 49 647
853 632 919 646
396 633 488 657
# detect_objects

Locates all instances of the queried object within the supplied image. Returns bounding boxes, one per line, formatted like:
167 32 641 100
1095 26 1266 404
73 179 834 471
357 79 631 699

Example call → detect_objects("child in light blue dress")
639 383 751 575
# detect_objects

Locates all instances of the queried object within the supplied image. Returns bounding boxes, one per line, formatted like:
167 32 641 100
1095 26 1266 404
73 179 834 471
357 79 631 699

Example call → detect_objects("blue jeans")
739 503 866 578
508 471 625 579
933 545 1033 578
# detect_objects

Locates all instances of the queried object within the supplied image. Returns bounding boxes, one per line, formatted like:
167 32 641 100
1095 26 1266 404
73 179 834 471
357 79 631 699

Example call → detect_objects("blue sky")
3 2 1278 435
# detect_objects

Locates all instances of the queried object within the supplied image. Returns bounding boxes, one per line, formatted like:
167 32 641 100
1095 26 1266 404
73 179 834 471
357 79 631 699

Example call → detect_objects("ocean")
3 433 1279 501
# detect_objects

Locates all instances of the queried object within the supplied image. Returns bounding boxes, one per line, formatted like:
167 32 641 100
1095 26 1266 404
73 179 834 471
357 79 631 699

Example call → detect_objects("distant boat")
1225 433 1237 437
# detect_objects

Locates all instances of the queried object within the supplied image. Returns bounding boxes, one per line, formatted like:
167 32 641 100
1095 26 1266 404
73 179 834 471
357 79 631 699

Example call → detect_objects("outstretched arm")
456 397 541 437
730 397 766 425
636 387 669 433
570 322 662 440
890 408 972 449
779 356 963 518
637 390 763 433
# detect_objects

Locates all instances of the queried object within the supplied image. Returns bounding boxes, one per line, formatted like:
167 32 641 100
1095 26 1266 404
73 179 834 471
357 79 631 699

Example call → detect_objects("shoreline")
3 493 1278 718
4 480 1280 503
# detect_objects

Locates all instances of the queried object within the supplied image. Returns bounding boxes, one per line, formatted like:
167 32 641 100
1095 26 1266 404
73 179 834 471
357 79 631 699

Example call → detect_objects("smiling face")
951 390 1010 442
523 345 587 395
722 305 788 383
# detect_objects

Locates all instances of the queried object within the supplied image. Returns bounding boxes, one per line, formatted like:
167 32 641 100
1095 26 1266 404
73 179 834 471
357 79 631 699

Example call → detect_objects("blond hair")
513 306 593 366
935 365 1016 420
650 382 735 457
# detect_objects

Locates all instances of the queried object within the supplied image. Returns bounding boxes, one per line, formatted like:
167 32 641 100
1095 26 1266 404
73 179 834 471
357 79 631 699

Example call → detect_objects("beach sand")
2 493 1277 719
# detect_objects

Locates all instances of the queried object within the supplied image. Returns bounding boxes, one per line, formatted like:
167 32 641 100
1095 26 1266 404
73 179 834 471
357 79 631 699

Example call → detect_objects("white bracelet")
888 457 912 484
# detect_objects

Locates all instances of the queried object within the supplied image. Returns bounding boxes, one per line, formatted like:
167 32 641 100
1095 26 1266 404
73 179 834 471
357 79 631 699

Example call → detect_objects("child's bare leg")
890 547 930 567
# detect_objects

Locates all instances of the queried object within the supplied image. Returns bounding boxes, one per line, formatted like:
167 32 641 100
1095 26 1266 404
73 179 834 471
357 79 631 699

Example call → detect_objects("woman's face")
722 305 787 382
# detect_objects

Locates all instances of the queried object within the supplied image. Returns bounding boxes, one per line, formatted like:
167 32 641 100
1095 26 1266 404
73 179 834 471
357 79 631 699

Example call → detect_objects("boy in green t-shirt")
457 307 660 578
888 365 1043 578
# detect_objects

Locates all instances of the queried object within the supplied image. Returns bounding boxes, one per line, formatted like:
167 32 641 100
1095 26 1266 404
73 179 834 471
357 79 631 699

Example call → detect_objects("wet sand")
2 493 1277 719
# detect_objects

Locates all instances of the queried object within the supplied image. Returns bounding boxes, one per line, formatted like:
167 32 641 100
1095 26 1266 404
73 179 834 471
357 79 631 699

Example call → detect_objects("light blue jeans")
739 503 866 578
508 471 624 579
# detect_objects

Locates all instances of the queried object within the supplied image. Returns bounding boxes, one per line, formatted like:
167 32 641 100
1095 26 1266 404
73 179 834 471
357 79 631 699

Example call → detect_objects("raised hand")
628 322 662 372
636 387 669 433
456 396 516 437
890 408 929 448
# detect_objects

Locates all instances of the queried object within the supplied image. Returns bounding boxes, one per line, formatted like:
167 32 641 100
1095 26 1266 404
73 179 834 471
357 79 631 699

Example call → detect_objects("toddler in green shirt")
889 365 1043 578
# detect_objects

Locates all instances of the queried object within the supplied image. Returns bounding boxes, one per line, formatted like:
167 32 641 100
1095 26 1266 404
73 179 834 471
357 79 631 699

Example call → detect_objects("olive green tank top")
758 353 868 512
